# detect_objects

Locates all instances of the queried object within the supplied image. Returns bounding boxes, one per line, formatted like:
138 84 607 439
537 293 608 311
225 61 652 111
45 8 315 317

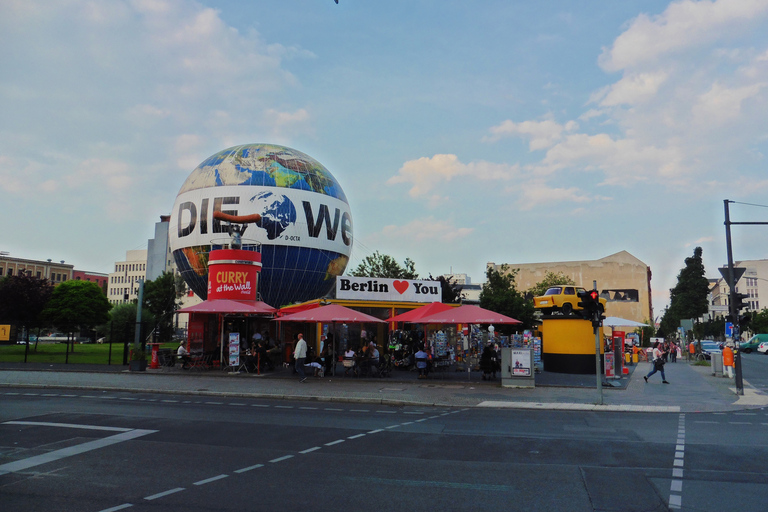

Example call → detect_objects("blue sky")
2 0 768 316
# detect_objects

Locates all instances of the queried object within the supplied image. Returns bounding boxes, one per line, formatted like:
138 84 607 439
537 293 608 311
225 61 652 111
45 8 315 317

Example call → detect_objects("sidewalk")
0 359 764 413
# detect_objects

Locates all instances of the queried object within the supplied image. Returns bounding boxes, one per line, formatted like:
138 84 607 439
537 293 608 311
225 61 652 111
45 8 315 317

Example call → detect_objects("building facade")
709 259 768 318
72 270 109 294
146 215 175 282
107 250 148 305
0 255 74 284
488 250 653 324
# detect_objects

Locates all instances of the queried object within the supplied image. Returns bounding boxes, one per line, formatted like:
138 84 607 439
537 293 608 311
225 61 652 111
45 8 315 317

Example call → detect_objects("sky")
2 0 768 318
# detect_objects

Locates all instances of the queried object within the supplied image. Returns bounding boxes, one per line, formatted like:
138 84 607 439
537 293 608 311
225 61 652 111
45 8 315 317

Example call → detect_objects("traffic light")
577 289 604 326
734 292 749 311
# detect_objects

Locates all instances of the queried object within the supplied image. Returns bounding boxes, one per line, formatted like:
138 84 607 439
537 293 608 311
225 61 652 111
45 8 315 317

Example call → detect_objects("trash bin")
711 352 723 377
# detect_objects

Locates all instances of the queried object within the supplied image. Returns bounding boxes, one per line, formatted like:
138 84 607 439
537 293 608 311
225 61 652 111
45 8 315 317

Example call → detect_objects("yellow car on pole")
533 286 607 316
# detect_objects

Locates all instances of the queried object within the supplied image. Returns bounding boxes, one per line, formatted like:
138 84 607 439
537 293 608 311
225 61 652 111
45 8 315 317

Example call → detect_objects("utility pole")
724 200 744 395
723 199 768 395
593 280 603 405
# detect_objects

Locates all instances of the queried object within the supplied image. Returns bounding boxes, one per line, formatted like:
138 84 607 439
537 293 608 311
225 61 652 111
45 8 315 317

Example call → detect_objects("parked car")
740 334 768 353
757 341 768 355
533 286 607 315
699 340 722 360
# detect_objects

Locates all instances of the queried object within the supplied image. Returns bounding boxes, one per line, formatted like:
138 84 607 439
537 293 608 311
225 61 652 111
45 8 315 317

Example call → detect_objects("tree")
479 264 535 330
350 251 419 279
105 303 155 345
528 271 576 298
143 272 181 342
41 280 112 350
750 308 768 335
0 273 54 342
659 247 710 336
429 274 462 304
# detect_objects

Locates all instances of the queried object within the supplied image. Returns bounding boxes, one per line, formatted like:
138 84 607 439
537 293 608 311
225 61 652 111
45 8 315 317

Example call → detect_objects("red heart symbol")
393 280 409 294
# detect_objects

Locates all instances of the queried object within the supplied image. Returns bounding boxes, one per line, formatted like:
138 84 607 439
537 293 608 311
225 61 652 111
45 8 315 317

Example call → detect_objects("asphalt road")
1 387 767 512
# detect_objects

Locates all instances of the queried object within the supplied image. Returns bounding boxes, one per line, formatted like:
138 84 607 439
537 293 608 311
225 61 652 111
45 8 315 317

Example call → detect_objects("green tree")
105 303 155 345
659 247 710 336
350 251 419 279
0 273 54 344
528 271 576 298
143 272 181 342
41 280 112 350
429 274 462 304
749 308 768 335
479 265 535 330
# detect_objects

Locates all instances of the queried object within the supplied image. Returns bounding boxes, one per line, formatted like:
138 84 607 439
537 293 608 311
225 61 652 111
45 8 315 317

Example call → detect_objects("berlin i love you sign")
336 276 441 303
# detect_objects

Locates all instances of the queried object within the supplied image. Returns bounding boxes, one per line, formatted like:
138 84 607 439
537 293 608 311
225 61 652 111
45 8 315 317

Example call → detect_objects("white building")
709 259 768 317
107 250 148 305
146 215 175 282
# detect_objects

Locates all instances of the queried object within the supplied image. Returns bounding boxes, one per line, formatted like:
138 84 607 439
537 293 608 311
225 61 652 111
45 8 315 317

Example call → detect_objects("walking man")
294 333 307 383
644 341 669 384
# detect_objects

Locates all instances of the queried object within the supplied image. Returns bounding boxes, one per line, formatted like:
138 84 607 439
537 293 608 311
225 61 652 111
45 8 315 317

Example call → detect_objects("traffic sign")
719 266 746 288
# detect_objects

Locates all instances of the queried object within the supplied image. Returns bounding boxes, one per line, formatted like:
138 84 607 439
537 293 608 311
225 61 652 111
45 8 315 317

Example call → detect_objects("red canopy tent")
275 304 386 376
388 302 455 323
416 304 521 325
275 303 385 324
179 299 276 315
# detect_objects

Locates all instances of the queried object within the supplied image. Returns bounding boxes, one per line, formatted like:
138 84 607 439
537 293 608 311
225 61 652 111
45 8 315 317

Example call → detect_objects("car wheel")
561 303 573 315
743 348 752 354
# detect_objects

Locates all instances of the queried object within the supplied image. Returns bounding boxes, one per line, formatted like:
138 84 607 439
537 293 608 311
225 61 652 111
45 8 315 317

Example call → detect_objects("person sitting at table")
343 346 357 376
368 341 380 375
177 340 191 369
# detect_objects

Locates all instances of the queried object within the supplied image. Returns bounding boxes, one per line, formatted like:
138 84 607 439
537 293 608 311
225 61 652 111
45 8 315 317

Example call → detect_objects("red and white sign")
336 276 441 303
207 249 262 301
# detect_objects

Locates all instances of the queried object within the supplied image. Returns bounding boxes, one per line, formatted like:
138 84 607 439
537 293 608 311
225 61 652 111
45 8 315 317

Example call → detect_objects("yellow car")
533 286 607 316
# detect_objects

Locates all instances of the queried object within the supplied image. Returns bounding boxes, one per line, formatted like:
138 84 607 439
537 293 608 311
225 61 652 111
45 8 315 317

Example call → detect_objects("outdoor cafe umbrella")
388 301 454 323
602 317 648 328
274 304 386 375
416 304 522 325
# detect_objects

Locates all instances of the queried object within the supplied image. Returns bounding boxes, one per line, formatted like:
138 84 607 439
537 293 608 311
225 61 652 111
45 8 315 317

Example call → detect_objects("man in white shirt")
293 333 308 383
177 341 190 369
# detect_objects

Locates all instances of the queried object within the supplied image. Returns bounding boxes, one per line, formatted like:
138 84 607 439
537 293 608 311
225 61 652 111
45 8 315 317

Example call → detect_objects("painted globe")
169 144 352 307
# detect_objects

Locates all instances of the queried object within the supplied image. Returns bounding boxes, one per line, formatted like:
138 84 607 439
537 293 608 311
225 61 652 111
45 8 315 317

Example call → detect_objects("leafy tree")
479 264 535 330
528 271 576 298
0 273 54 343
350 251 419 279
143 272 181 342
429 274 462 304
105 303 155 345
41 280 112 350
749 308 768 335
659 247 710 336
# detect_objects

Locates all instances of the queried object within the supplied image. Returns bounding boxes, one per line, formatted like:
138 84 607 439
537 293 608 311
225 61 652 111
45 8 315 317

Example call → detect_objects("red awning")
415 304 521 325
178 299 276 315
388 302 455 323
274 304 386 323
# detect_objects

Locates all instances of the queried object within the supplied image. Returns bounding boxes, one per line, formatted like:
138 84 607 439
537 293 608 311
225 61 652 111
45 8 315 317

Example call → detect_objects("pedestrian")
669 341 677 363
294 332 307 383
644 341 669 384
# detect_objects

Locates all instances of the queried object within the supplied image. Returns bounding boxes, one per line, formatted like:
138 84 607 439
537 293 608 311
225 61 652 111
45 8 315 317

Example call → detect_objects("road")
1 385 767 512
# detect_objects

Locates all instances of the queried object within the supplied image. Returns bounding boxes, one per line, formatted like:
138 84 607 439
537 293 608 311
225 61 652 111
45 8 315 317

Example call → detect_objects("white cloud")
485 118 578 150
380 217 474 243
594 71 669 106
387 154 520 197
692 81 767 125
598 0 768 73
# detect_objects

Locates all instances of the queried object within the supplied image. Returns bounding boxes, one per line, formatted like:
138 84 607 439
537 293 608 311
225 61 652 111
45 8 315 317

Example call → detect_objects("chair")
342 356 357 377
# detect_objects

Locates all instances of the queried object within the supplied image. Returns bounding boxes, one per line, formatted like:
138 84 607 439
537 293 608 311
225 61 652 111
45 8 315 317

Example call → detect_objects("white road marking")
299 447 322 454
193 474 228 486
3 421 133 432
144 487 185 500
99 504 133 512
0 427 156 476
325 439 345 446
234 464 264 473
269 455 294 463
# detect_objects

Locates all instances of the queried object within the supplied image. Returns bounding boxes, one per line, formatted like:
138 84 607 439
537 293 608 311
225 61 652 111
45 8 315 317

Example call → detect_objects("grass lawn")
0 342 177 364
